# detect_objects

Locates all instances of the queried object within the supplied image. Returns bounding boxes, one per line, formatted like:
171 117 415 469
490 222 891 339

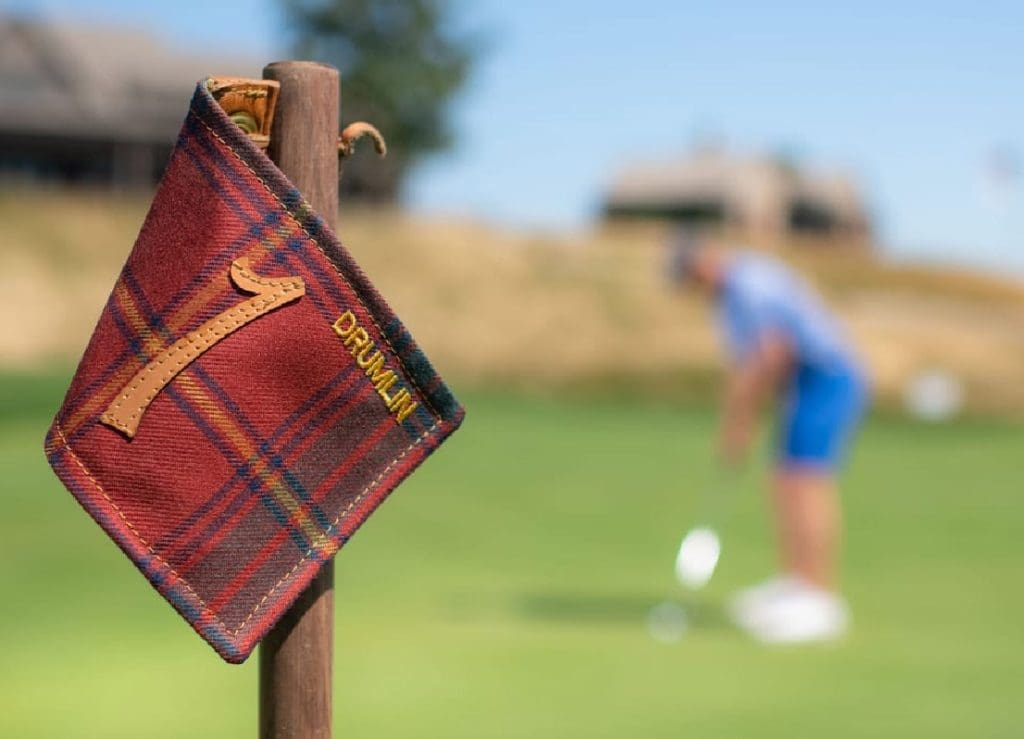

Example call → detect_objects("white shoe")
730 579 849 644
729 575 802 626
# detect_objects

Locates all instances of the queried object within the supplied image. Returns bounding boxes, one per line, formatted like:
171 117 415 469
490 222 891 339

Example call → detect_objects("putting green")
1 373 1021 738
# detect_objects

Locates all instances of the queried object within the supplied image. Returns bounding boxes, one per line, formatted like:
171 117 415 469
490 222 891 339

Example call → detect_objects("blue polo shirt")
717 252 867 468
718 252 857 373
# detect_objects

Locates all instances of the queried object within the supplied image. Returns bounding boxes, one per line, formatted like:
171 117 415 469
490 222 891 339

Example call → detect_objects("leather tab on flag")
43 79 465 663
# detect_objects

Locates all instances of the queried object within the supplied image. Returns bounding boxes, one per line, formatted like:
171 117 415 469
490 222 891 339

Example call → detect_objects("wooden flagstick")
258 61 339 739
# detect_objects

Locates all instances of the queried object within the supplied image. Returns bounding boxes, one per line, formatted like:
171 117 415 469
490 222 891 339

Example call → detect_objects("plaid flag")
44 80 464 663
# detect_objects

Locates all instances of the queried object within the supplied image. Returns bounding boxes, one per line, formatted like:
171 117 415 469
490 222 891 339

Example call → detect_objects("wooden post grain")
259 61 339 739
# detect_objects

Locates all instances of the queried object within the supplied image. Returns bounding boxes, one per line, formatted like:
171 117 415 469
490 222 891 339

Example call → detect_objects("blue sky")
8 0 1024 271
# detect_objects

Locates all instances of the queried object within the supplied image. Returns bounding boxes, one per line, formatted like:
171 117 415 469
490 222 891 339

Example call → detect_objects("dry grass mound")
3 189 1023 415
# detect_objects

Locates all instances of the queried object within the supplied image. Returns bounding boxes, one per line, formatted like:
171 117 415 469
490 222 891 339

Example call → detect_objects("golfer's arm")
720 334 792 457
720 363 761 441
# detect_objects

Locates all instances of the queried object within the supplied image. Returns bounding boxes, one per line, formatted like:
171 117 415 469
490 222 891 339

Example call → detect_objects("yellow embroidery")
332 310 419 424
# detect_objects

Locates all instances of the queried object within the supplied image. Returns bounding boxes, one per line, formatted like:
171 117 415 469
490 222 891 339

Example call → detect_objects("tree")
283 0 478 201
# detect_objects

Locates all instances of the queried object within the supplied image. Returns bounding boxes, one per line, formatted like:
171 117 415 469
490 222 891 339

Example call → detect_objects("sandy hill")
3 190 1023 416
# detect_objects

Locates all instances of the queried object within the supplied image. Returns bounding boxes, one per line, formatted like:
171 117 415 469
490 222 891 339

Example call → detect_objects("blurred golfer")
670 232 868 643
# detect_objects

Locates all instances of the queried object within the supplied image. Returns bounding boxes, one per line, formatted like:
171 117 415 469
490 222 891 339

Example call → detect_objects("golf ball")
646 601 688 643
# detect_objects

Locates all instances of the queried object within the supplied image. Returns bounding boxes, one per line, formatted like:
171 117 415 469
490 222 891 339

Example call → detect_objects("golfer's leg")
774 365 865 590
773 469 841 589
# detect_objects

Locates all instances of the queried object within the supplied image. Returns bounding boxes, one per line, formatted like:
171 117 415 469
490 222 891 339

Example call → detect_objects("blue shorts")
779 363 868 470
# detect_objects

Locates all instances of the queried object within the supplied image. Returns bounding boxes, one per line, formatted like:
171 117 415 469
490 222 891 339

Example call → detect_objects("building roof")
0 16 259 143
605 147 869 227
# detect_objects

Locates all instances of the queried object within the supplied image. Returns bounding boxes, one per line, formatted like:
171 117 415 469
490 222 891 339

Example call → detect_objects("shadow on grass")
513 592 736 632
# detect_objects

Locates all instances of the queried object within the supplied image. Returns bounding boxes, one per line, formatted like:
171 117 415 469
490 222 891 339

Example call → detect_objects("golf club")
674 466 741 589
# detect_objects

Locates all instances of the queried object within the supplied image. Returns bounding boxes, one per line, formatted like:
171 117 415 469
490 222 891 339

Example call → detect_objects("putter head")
675 526 721 589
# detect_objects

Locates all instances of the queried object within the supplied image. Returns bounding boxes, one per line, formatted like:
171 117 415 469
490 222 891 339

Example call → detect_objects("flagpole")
258 60 339 739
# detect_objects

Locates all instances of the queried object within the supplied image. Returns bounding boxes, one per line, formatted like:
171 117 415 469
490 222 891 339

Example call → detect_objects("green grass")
1 373 1022 737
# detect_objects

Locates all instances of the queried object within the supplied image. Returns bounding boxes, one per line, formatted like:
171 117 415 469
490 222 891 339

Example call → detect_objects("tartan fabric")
44 80 464 664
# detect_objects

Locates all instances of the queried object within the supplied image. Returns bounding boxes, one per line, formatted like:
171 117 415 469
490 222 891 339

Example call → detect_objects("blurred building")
0 16 255 187
604 147 873 248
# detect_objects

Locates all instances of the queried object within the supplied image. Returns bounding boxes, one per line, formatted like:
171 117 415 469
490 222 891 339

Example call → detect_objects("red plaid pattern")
44 81 464 663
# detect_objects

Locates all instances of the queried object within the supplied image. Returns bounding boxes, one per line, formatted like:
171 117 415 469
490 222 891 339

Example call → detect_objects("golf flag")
43 80 464 663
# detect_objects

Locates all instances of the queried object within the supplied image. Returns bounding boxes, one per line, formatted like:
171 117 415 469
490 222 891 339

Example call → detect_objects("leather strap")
101 258 305 438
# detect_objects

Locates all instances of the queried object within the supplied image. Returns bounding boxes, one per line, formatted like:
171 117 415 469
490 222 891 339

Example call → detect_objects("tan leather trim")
338 121 387 158
206 77 280 149
100 258 304 439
